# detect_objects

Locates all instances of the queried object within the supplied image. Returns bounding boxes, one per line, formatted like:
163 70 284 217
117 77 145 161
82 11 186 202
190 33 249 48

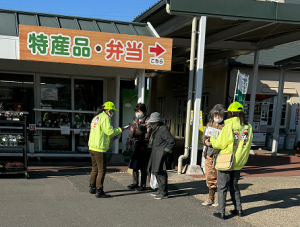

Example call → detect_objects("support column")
187 16 207 175
71 77 75 151
249 50 259 126
137 69 145 104
114 75 120 154
148 77 152 113
272 68 285 156
178 17 197 174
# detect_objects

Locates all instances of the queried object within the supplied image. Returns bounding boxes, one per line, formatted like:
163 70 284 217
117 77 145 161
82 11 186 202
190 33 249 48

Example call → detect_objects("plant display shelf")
33 108 96 114
0 117 29 179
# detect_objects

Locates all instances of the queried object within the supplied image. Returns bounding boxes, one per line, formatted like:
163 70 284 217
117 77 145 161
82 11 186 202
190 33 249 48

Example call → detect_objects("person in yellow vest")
88 102 127 198
205 102 253 219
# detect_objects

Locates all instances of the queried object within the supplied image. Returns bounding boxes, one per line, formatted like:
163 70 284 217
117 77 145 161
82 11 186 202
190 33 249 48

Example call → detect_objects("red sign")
29 124 36 131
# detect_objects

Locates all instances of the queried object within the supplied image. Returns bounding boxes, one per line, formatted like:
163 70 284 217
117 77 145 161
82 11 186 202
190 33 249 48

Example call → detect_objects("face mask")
108 111 114 118
151 124 156 130
135 113 144 119
214 118 223 123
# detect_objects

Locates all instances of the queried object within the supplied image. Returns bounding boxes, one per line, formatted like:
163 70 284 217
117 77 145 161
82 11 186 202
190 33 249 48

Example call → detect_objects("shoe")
230 209 243 217
95 189 111 198
202 199 214 206
213 212 225 220
154 195 169 200
150 191 159 196
127 184 138 190
135 186 146 192
212 202 218 207
89 184 96 194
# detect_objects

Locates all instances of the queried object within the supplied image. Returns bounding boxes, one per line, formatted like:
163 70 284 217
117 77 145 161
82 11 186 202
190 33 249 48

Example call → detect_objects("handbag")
214 125 245 171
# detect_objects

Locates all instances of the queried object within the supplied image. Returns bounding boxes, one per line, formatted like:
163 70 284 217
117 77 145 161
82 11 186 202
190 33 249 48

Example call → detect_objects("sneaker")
202 199 214 206
154 195 169 200
135 186 146 192
127 184 138 190
150 192 159 196
212 202 218 207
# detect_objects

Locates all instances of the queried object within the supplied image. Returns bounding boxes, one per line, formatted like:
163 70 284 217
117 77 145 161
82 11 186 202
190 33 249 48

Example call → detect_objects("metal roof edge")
133 0 166 22
0 8 149 27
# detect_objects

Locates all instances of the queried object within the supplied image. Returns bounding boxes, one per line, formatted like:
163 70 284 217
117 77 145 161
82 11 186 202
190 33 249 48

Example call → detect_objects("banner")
234 70 249 106
19 25 172 71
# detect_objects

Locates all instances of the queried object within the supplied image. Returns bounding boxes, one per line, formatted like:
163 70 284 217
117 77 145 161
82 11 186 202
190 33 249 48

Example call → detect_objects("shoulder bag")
213 125 245 171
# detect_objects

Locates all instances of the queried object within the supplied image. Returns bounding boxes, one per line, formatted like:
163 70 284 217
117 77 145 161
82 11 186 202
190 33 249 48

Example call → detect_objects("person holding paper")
206 102 253 220
202 104 225 207
127 103 152 191
88 102 128 198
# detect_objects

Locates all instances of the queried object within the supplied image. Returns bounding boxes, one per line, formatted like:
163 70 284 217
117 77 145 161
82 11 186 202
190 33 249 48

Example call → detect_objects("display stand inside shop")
0 116 29 179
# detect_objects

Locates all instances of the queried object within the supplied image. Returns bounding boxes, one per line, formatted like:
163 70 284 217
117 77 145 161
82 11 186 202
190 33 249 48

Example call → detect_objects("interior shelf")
33 108 96 114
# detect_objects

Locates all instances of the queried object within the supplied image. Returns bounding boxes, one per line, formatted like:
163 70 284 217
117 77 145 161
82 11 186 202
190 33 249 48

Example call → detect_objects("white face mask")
108 111 114 118
214 118 223 123
135 113 144 119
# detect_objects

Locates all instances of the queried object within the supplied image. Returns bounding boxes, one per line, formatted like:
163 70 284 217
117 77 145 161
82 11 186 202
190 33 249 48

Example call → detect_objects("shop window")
0 73 34 123
263 96 288 127
42 131 71 151
74 79 103 111
40 77 71 110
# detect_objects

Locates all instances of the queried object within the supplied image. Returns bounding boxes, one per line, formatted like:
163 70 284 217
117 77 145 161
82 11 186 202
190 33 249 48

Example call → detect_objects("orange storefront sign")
19 25 173 71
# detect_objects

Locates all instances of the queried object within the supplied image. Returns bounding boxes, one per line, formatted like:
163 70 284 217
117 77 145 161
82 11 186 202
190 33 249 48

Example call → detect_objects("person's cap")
146 112 162 123
225 102 243 112
103 101 118 111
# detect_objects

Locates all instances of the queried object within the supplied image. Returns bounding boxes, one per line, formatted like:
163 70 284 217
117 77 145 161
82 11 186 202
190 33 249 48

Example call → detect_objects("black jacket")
147 125 176 173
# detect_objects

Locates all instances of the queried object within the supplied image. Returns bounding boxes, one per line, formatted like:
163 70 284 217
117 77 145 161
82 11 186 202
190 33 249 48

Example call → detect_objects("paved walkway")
0 173 249 227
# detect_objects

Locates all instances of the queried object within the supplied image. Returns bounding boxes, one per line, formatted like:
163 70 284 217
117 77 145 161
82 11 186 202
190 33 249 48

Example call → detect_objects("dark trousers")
132 164 148 187
154 171 168 196
89 150 106 190
218 170 242 213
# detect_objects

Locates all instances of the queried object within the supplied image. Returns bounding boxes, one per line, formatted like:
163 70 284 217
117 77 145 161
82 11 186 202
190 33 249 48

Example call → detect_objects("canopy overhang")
134 0 300 68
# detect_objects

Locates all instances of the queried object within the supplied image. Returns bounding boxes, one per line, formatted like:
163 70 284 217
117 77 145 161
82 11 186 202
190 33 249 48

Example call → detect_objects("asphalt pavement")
0 173 250 227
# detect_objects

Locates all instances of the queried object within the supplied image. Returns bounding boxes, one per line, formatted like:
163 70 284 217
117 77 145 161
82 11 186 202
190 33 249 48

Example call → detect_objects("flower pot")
9 141 14 146
4 141 8 146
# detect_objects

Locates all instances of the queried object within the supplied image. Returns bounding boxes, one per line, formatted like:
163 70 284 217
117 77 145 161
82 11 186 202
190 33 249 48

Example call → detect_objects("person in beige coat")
202 104 225 206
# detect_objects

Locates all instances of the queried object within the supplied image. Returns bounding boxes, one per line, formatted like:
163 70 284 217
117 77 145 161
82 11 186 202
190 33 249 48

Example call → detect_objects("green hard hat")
226 102 243 112
103 101 118 111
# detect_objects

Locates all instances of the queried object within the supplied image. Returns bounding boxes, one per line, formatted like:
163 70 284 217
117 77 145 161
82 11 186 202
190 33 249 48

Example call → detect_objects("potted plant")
5 111 13 121
0 164 5 172
8 136 16 146
17 135 24 146
5 162 24 171
2 136 8 146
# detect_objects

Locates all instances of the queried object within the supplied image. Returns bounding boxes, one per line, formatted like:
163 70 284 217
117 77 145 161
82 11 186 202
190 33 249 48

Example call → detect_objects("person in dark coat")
127 103 152 191
146 112 175 200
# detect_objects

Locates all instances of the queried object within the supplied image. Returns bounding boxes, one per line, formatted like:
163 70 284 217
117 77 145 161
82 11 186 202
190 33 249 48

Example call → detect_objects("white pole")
190 16 207 169
114 75 120 154
249 50 259 126
137 70 141 103
148 77 152 113
272 67 285 156
140 69 145 104
233 70 239 102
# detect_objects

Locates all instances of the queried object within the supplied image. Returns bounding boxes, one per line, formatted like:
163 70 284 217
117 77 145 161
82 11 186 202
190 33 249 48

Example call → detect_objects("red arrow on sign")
148 42 166 58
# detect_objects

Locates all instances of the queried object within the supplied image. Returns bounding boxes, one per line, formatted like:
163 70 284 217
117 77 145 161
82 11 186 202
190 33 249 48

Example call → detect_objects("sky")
0 0 159 21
